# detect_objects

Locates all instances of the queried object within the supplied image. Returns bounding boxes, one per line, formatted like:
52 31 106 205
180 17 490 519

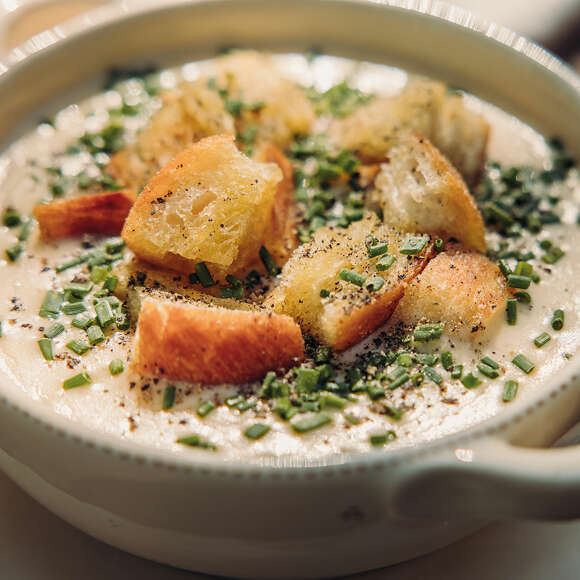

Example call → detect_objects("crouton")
121 135 283 281
392 243 511 337
212 50 315 149
254 142 298 264
328 80 489 185
368 135 486 252
132 299 304 384
266 213 433 351
107 80 235 190
33 190 136 240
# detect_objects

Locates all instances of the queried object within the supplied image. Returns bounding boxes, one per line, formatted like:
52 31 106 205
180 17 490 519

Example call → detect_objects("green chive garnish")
17 218 34 242
291 413 332 433
162 386 176 411
116 311 130 330
387 372 409 390
376 254 395 271
103 275 119 292
295 367 320 393
338 269 366 287
62 302 87 315
63 372 92 390
415 353 438 366
481 356 499 369
2 209 21 227
413 323 443 341
385 405 404 421
71 312 95 329
506 274 531 289
367 383 385 400
512 354 535 374
90 265 110 283
64 282 92 298
259 246 280 276
108 359 124 375
56 255 88 273
370 431 396 446
319 392 347 409
104 237 125 254
502 380 519 402
477 362 499 379
551 309 564 331
514 291 531 304
506 298 517 325
87 325 105 345
461 372 482 389
244 423 271 440
196 400 216 417
367 241 388 258
434 238 444 252
194 262 215 287
66 339 89 355
441 351 453 371
39 290 63 318
38 338 54 360
43 322 64 339
366 276 384 292
542 247 565 264
497 259 511 278
399 236 428 255
514 262 533 277
5 243 22 262
177 434 216 450
423 366 443 385
319 288 330 298
534 332 551 348
451 364 463 379
396 353 413 367
95 300 115 327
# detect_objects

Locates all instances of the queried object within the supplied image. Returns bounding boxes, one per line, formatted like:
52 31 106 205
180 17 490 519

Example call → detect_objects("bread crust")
33 190 136 240
132 300 304 384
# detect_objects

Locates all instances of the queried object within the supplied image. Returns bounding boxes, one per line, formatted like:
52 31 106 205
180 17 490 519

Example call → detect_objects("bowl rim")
0 0 579 475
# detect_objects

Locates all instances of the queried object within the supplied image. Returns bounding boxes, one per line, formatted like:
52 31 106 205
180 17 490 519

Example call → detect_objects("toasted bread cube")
213 51 315 149
121 135 283 281
392 244 511 337
328 80 489 184
266 213 432 351
33 190 136 240
132 299 304 384
108 80 235 190
368 134 486 252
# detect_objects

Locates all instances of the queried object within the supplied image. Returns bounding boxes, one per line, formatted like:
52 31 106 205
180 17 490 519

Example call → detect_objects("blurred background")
0 1 578 579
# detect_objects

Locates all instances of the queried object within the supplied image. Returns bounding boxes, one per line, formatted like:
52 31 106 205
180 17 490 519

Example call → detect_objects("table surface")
0 1 579 579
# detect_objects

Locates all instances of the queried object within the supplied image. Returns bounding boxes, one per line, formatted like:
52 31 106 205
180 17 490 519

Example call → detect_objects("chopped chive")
86 325 105 345
506 298 517 325
63 372 92 390
423 366 443 385
415 353 438 366
43 322 64 339
551 309 564 331
376 254 395 271
396 353 413 367
542 247 565 264
514 291 531 304
103 275 119 292
319 392 347 409
244 423 271 440
116 311 130 331
534 332 551 348
56 256 87 273
497 259 511 278
338 268 366 287
399 236 428 255
71 312 95 329
477 362 499 379
291 413 332 433
0 320 3 338
345 413 362 425
95 300 115 327
387 372 409 390
451 364 463 379
38 338 54 360
196 400 216 417
108 359 124 375
194 262 215 287
366 276 384 292
370 431 397 446
514 262 533 277
506 274 531 289
259 246 281 276
367 242 388 258
104 237 125 254
319 288 330 298
64 282 92 298
441 351 453 371
225 395 244 408
220 285 244 299
2 209 21 227
177 434 216 450
502 380 519 402
102 295 121 309
62 302 87 315
274 397 297 420
66 339 89 355
486 201 514 226
384 405 404 421
481 356 499 369
413 323 443 341
162 385 177 411
17 218 34 242
90 265 110 283
367 383 385 400
295 367 320 393
39 290 63 318
434 238 444 252
5 242 22 262
512 354 535 374
461 372 482 389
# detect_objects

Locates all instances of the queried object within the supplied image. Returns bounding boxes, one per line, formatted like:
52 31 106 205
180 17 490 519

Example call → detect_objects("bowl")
0 1 579 578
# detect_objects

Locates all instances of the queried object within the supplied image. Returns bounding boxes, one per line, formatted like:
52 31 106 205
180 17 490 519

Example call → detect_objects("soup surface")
0 53 578 461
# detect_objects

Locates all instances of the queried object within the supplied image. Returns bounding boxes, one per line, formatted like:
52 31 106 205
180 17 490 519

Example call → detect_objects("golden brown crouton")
328 79 489 185
107 80 235 190
368 134 486 253
34 190 136 240
392 244 511 337
121 135 283 281
266 213 433 351
132 299 304 384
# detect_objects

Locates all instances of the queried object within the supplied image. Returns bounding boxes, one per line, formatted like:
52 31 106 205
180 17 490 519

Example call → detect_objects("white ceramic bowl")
0 1 579 578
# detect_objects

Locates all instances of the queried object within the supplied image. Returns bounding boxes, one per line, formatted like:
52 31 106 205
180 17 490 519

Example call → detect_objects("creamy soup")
0 54 578 461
